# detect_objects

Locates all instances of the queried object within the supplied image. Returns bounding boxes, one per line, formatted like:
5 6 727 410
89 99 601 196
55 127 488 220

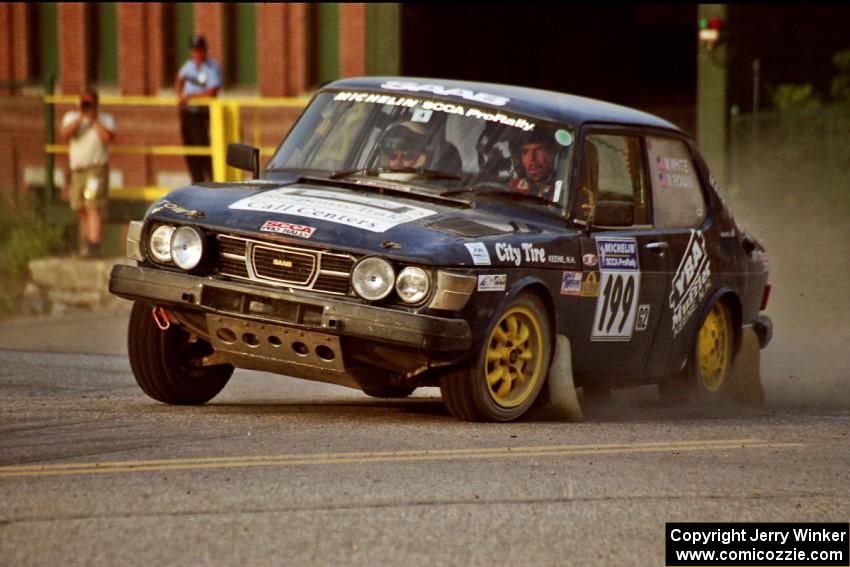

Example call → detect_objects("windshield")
268 90 577 212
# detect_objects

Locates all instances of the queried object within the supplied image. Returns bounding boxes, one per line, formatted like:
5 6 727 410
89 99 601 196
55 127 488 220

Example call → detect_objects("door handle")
645 241 669 253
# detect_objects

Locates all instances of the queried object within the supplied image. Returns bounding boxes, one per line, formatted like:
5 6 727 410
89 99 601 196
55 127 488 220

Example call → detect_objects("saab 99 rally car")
109 77 772 422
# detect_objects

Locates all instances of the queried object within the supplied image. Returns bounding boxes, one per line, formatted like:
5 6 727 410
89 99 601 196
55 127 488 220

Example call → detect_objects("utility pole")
696 4 729 186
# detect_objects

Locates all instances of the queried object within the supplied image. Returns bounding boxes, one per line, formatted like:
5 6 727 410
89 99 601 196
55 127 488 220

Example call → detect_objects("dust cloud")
724 175 850 408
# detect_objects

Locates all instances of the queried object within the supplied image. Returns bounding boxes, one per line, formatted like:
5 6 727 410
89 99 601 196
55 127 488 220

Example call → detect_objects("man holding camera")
59 89 116 258
175 34 221 183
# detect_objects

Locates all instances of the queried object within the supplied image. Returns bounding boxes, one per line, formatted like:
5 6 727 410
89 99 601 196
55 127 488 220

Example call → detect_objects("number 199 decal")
592 237 641 341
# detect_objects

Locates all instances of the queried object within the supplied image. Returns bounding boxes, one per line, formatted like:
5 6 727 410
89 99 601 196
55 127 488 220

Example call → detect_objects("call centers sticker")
670 230 712 337
478 274 507 292
229 187 437 233
464 242 491 266
591 237 641 341
260 220 315 239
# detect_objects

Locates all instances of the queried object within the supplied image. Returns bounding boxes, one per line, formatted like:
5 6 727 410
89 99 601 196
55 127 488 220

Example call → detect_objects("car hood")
145 181 576 266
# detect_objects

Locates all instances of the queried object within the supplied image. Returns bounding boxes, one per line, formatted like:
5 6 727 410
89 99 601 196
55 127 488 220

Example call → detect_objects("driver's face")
521 143 554 182
382 149 425 168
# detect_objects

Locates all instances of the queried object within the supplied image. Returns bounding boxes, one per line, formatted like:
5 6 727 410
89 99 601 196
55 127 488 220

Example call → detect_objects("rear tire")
128 301 233 405
689 299 734 402
441 292 551 422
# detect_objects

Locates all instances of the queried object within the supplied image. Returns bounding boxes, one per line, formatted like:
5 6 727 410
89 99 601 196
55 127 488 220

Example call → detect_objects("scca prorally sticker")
670 231 712 337
560 271 582 296
494 242 546 266
464 242 491 266
229 187 436 233
260 220 315 239
592 237 641 342
478 274 506 292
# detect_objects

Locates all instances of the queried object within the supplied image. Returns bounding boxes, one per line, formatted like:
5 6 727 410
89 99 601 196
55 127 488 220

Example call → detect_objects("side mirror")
593 200 635 227
226 143 260 179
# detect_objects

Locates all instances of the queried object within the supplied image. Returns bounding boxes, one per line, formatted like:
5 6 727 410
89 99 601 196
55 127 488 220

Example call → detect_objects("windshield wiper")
441 188 562 208
330 167 462 181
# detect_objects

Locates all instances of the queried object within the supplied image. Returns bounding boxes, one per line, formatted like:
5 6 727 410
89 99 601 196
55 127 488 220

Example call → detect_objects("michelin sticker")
591 237 641 342
229 187 436 233
464 242 491 266
670 230 712 337
478 274 507 292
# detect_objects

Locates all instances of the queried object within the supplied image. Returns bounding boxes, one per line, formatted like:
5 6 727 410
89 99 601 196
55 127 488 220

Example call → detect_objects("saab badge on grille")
272 258 294 268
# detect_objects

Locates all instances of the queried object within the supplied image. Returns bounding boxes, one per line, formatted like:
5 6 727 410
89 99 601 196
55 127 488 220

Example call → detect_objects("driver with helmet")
378 121 430 168
508 128 559 201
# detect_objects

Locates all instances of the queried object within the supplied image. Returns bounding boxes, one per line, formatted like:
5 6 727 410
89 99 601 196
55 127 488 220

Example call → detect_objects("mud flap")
528 334 583 421
730 326 765 405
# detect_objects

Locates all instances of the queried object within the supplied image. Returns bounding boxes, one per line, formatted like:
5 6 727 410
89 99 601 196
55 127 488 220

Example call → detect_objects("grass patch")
0 194 65 317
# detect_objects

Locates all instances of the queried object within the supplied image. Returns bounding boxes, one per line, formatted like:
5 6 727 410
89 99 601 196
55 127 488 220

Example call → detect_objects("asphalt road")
0 304 848 567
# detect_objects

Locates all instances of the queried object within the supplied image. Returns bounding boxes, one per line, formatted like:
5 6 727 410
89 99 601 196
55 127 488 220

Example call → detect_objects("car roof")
325 76 684 134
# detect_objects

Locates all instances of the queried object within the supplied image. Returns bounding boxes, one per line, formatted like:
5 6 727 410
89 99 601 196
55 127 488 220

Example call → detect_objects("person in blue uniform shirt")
175 34 221 182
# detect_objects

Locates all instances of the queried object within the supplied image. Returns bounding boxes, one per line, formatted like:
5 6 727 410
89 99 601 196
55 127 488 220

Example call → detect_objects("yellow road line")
0 439 802 479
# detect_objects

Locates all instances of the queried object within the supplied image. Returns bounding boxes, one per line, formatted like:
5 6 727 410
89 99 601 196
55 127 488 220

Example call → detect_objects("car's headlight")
149 225 175 263
351 257 395 301
395 266 430 304
171 226 205 270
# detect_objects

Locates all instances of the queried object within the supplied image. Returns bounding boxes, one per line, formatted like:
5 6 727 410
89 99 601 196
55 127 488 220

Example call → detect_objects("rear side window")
646 137 706 228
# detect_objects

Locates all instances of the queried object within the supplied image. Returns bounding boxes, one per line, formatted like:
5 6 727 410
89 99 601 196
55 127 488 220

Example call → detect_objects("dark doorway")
402 4 697 133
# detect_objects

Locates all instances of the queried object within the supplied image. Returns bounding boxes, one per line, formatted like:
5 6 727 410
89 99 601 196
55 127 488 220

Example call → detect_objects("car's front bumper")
109 264 472 352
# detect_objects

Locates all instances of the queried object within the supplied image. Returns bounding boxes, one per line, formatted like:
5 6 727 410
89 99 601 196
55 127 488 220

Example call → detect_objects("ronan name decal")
670 231 712 337
229 187 436 233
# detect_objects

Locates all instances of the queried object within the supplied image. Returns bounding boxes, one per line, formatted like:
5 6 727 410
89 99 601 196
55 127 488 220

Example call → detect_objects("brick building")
0 2 400 196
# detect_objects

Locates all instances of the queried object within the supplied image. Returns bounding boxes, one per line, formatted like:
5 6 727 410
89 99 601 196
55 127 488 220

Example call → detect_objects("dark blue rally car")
109 77 772 422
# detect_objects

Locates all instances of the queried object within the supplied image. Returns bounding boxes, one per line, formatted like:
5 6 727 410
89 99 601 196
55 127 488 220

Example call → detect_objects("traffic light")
698 17 723 51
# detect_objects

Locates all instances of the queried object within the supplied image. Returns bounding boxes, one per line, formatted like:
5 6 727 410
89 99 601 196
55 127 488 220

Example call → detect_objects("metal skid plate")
205 314 348 380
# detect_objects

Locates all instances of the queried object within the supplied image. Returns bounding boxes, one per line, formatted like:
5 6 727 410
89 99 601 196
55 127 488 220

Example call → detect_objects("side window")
646 136 706 228
576 133 648 225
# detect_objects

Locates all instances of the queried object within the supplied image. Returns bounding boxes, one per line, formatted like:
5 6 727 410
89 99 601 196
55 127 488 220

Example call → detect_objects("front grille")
215 234 355 295
253 246 316 285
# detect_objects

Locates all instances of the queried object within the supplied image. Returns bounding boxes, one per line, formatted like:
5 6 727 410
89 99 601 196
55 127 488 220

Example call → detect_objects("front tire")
441 292 551 422
128 301 233 405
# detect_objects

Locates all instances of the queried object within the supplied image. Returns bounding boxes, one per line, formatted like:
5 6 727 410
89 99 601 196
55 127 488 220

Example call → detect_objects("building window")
87 3 117 86
28 2 58 85
162 3 194 89
226 3 257 86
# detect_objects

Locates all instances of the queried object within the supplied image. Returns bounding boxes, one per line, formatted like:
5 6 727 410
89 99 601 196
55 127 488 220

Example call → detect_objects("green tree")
830 49 850 102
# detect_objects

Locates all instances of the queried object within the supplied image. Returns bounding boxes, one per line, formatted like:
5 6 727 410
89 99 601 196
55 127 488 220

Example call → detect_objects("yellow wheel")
441 292 551 422
691 300 733 399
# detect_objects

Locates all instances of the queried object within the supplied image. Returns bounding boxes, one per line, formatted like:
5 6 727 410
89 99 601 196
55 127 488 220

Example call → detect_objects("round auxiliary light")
395 266 430 304
171 226 205 270
351 257 395 301
149 225 175 263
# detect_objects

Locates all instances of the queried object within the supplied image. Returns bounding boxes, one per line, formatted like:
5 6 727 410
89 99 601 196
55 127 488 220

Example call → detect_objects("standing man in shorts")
60 89 116 258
